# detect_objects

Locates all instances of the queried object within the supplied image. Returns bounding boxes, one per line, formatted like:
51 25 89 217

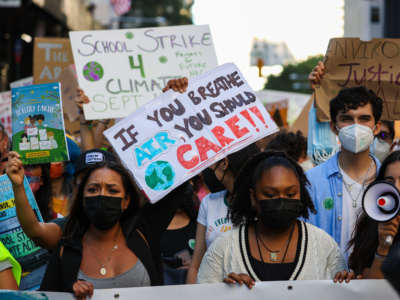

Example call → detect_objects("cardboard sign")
0 91 12 136
11 83 69 164
33 37 73 85
0 175 48 271
1 280 398 300
59 65 81 122
290 96 313 136
264 99 288 127
69 24 218 120
104 63 279 202
316 37 400 121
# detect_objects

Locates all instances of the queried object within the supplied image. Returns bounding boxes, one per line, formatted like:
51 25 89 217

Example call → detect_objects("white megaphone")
362 180 400 223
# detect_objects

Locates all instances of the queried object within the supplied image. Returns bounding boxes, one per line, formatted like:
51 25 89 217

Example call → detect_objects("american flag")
111 0 131 16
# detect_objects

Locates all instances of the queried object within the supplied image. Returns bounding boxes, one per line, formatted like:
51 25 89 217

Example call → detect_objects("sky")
192 0 344 90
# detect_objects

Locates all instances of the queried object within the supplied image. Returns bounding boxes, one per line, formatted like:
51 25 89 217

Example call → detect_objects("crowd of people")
0 60 399 300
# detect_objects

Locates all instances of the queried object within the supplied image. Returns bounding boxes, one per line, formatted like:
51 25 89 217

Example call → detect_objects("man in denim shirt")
306 86 382 260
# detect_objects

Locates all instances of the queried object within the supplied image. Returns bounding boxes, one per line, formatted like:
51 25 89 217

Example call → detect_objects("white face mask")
371 138 391 162
338 124 374 154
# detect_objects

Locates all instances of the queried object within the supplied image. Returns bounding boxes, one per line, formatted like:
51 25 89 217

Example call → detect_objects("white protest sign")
104 63 279 202
1 280 398 300
9 76 33 89
0 91 12 136
69 25 218 120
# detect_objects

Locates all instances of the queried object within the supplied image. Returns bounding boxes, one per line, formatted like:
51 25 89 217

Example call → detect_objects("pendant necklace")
255 223 295 263
86 227 121 276
339 155 374 208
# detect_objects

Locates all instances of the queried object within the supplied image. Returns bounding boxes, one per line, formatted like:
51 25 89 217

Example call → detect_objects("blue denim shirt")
305 152 380 248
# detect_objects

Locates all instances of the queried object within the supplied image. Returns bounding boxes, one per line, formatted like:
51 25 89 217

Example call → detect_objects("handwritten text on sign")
104 63 278 202
316 38 400 121
69 25 218 120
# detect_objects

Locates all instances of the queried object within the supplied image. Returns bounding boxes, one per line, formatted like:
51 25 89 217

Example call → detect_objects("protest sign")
0 91 12 136
69 24 218 120
0 174 48 271
59 65 80 122
316 37 400 121
11 83 69 164
0 280 398 300
104 63 279 202
9 76 33 89
33 37 73 85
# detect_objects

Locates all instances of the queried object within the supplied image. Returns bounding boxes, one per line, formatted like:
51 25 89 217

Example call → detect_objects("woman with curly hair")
348 151 400 278
197 151 347 286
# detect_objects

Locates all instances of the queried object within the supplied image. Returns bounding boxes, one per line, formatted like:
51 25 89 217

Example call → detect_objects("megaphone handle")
385 235 394 247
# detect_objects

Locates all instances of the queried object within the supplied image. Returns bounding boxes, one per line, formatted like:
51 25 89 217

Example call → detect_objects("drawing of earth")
145 161 175 191
82 61 104 82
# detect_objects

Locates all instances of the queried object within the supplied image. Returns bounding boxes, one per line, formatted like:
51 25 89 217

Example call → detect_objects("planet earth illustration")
83 61 104 82
145 161 175 191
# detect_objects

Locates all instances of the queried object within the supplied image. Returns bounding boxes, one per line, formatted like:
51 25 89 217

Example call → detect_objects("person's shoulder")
306 154 338 179
303 221 338 246
207 226 239 251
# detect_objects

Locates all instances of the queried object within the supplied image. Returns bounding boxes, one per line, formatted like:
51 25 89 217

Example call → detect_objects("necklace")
86 227 121 276
339 155 374 208
255 223 295 263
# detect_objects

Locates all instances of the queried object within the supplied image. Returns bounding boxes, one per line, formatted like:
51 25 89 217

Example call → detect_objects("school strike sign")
69 25 218 120
316 37 400 121
104 63 279 202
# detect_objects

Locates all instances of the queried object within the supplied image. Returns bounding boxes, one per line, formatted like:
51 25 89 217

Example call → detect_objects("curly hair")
265 130 307 162
229 151 316 226
348 150 400 275
330 86 383 124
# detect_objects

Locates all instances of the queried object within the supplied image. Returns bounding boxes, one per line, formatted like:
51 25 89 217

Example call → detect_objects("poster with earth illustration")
11 83 69 164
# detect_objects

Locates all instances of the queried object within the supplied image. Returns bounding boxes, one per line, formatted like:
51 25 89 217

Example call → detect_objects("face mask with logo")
201 168 225 194
371 137 391 162
338 124 374 154
83 195 123 230
258 198 305 231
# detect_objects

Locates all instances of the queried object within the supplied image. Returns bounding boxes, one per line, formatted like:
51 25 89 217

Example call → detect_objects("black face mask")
202 168 225 193
83 195 123 230
258 198 305 231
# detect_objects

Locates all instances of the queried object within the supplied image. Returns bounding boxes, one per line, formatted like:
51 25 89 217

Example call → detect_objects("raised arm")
7 151 62 250
308 61 325 90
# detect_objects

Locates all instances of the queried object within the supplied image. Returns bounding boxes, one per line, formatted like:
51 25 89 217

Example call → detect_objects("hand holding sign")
104 63 279 202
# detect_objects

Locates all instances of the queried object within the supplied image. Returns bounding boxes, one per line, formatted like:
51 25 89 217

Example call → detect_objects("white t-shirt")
340 168 365 260
197 190 232 249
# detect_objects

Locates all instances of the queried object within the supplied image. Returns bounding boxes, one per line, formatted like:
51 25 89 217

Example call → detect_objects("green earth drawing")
145 161 175 191
82 61 104 82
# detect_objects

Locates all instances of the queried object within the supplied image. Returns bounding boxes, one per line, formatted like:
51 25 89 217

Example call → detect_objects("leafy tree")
264 55 324 94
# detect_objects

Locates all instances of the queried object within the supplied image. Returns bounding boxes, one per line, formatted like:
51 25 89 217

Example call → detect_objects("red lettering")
225 115 249 138
211 126 234 147
195 136 222 161
177 144 199 169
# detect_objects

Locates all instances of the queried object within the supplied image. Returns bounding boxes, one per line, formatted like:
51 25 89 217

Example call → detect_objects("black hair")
226 143 260 177
29 163 52 222
177 181 198 221
330 86 383 124
35 114 45 121
63 160 141 239
348 151 400 275
229 151 316 226
265 130 307 162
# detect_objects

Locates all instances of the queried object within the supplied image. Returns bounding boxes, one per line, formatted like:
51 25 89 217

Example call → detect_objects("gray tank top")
77 259 151 289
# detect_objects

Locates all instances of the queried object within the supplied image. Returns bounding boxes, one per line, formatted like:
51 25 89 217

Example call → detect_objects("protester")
0 240 21 290
348 150 400 278
30 158 187 297
371 120 394 162
0 122 10 174
160 183 197 285
8 149 118 252
307 64 383 258
49 136 81 217
186 143 260 283
197 151 346 286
